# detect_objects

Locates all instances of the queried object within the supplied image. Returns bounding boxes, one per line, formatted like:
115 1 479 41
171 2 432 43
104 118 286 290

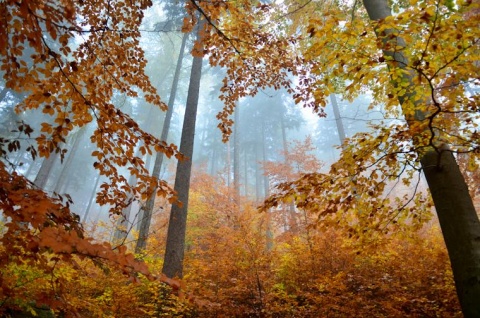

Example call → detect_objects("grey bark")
233 105 240 205
162 31 203 278
255 143 262 202
422 151 480 317
54 128 85 194
0 87 8 102
33 152 58 189
226 139 231 187
362 0 480 316
113 173 137 243
82 173 101 224
135 32 188 253
330 94 346 144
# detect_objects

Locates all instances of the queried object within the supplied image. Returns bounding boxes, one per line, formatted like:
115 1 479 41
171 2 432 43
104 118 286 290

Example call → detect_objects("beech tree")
361 1 480 316
162 20 205 279
261 0 480 315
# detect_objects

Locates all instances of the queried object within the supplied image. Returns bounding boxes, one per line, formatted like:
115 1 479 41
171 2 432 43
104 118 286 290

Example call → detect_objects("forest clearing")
0 0 479 317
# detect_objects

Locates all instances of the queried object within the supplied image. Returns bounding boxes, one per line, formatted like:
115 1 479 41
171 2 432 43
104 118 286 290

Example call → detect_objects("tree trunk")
362 0 480 315
0 87 8 103
255 142 262 203
162 32 203 278
34 152 58 189
82 173 101 224
330 94 346 145
226 139 231 187
113 173 136 244
135 32 188 253
233 104 241 205
244 147 248 197
54 128 85 194
421 151 480 317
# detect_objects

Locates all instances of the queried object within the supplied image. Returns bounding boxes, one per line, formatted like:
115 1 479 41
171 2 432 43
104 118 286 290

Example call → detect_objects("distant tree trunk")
24 159 39 181
135 32 188 253
280 112 288 159
233 104 241 205
82 173 101 224
280 112 298 232
0 87 8 103
34 152 58 189
113 173 136 244
226 139 231 187
209 147 217 176
362 0 480 316
162 28 203 278
261 121 269 198
244 147 248 197
255 143 262 203
54 128 85 193
330 94 346 145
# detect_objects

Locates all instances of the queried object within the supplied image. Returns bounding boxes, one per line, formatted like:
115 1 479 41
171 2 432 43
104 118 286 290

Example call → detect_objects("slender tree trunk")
233 104 241 205
255 143 262 203
82 173 101 224
162 30 203 278
261 121 269 198
244 147 248 197
54 128 85 193
280 112 298 232
0 87 8 102
209 147 217 176
330 94 346 145
113 173 137 243
135 32 188 253
226 139 231 187
34 152 58 189
362 1 480 316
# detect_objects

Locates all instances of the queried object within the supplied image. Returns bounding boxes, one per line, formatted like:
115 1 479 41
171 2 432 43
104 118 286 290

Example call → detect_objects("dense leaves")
0 0 478 316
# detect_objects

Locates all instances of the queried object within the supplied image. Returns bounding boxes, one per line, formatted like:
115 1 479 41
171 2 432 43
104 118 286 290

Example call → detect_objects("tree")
360 2 480 315
162 20 205 279
135 32 189 253
261 0 480 315
135 0 191 253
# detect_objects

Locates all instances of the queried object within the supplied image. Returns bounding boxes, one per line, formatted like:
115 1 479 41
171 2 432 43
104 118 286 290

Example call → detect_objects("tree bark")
362 0 480 315
162 31 203 278
54 128 85 194
33 152 58 190
422 151 480 317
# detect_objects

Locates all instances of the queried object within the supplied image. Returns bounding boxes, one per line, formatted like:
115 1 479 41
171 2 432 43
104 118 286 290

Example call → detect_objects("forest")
0 0 479 317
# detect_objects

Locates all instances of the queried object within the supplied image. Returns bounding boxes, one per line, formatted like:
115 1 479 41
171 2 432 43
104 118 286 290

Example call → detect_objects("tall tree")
162 20 204 278
261 1 479 316
361 0 480 315
135 32 189 253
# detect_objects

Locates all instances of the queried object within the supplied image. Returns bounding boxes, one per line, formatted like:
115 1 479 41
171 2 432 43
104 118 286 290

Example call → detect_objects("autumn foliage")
0 0 477 316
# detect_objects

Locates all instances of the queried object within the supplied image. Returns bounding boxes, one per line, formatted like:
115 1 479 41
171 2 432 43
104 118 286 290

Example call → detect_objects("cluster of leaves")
0 0 182 215
0 161 187 316
262 0 479 239
181 0 323 140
